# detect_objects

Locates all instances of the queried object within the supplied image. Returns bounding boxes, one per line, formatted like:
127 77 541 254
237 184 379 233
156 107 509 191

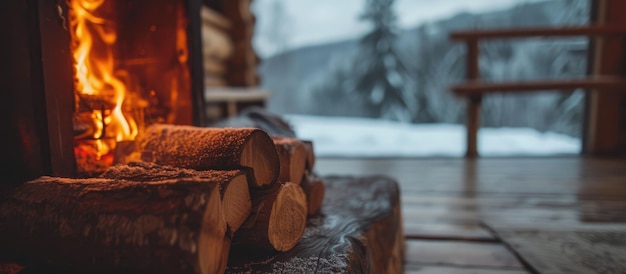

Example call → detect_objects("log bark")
227 175 404 274
0 176 229 274
101 161 252 234
301 172 325 216
272 137 307 185
231 182 307 256
139 124 279 188
301 140 316 170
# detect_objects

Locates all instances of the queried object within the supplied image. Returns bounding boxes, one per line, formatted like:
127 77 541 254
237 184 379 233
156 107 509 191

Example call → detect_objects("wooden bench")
450 25 626 157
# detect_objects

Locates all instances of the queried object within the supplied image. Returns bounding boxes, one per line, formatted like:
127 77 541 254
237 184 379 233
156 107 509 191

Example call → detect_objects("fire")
69 0 138 160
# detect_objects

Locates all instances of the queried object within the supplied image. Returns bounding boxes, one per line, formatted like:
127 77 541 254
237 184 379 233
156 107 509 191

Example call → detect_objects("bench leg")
466 95 482 158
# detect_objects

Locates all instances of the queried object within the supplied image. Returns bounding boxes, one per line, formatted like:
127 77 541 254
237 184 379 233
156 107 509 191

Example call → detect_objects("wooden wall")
202 0 260 87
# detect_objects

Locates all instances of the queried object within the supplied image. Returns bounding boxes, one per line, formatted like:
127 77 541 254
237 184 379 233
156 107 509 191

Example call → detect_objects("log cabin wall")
201 0 265 123
201 0 260 87
0 0 207 197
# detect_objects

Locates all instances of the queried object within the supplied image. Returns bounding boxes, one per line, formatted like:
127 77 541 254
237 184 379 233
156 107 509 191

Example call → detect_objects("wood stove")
1 0 206 187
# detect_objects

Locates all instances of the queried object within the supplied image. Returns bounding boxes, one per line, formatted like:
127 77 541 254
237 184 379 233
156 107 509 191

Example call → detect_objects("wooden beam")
465 40 480 158
451 25 626 41
452 76 626 95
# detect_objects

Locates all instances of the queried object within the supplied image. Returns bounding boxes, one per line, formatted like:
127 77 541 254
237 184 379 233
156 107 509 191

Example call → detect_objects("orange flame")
69 0 137 158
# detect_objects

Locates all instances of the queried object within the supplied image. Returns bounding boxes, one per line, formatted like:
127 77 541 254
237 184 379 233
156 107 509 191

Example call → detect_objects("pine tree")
351 0 413 121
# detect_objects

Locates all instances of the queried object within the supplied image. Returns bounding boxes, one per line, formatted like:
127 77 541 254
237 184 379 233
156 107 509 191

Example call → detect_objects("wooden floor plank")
404 265 529 274
404 240 524 268
315 158 626 273
404 223 495 241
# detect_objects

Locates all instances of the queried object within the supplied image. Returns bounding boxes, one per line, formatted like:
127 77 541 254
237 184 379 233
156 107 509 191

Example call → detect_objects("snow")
286 115 580 157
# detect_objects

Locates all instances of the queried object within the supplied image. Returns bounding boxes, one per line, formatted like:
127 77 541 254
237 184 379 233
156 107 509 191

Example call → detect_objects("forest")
258 0 589 138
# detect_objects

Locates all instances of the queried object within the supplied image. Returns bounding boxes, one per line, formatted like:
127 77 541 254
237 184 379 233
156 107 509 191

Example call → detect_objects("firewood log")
139 124 279 188
0 176 229 274
301 172 325 216
227 175 404 274
101 161 252 234
301 140 315 170
272 137 307 185
231 182 307 257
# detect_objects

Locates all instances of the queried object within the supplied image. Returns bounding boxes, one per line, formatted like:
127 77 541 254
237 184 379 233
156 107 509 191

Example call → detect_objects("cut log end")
304 178 325 216
199 187 229 274
268 183 307 251
222 174 252 233
240 130 280 188
302 140 315 170
273 138 307 185
139 125 279 189
286 144 306 185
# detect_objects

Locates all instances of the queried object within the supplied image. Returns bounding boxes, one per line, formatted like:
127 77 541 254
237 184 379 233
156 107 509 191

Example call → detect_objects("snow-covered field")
286 115 581 157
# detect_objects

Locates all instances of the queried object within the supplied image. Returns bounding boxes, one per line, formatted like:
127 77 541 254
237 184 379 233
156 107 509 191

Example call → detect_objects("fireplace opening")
1 0 206 183
68 0 196 175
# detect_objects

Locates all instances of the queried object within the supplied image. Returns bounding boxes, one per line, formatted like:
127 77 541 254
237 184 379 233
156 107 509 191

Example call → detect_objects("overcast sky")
252 0 545 57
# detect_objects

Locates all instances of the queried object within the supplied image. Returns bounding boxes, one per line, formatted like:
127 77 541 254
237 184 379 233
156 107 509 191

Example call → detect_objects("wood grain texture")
300 172 325 216
405 240 523 268
272 137 307 185
0 176 228 274
231 182 307 255
101 162 252 234
315 158 626 272
488 224 626 274
139 124 279 188
227 175 403 273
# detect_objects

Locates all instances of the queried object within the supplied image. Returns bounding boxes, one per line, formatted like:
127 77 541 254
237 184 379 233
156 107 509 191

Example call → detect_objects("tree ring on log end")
240 130 280 187
222 174 252 233
199 187 228 274
268 182 307 251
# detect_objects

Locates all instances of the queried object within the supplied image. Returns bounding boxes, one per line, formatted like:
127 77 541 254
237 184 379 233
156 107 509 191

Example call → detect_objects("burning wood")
0 121 327 273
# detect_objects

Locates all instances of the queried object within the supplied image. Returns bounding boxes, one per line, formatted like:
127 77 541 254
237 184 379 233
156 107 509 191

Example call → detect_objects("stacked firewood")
0 124 323 274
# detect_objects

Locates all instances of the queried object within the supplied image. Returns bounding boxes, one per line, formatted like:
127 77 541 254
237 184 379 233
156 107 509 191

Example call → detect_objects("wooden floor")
315 157 626 274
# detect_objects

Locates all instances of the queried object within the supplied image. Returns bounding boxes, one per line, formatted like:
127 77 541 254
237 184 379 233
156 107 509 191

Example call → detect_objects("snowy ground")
285 115 581 157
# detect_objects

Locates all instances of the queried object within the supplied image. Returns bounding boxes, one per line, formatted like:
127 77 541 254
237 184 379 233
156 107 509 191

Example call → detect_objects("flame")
69 0 137 158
